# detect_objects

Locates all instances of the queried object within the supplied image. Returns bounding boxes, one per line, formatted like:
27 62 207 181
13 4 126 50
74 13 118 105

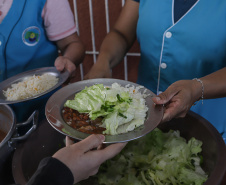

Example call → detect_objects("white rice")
3 74 59 101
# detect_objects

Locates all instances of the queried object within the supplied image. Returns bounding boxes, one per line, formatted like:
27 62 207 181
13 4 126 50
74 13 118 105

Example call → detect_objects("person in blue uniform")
84 0 226 142
0 0 85 123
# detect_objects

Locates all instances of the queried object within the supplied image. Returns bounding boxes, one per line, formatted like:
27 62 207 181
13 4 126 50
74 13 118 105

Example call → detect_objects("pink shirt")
0 0 77 41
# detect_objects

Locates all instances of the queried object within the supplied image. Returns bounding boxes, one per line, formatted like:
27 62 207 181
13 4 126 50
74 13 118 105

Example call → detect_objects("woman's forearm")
84 0 139 79
96 0 139 69
58 33 85 67
200 67 226 99
97 29 134 69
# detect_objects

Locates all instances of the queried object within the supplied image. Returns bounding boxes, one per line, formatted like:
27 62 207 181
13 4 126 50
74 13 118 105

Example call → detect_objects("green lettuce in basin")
95 128 208 185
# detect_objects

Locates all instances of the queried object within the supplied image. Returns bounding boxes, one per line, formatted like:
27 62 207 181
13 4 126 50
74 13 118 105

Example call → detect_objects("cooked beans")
62 107 106 134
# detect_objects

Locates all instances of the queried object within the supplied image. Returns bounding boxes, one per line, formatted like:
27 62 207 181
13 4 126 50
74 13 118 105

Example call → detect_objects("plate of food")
45 78 164 143
0 67 69 104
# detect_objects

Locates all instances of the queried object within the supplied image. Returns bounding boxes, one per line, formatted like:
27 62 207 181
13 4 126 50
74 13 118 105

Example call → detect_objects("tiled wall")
69 0 140 83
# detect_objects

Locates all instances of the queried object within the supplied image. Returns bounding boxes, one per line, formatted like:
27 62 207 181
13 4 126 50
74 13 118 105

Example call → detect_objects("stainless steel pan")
0 104 38 184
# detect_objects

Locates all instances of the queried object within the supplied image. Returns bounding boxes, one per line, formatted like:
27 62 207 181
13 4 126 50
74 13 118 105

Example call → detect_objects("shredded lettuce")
95 128 208 185
64 83 149 135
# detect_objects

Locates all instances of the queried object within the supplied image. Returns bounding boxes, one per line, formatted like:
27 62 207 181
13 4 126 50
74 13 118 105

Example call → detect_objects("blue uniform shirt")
135 0 226 141
0 0 58 81
0 0 59 122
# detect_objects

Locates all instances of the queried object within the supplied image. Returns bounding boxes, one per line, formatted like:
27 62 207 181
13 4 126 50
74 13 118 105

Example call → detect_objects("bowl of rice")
0 67 69 104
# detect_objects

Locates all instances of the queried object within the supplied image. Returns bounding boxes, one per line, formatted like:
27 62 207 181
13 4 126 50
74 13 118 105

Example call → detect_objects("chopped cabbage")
95 128 208 185
64 83 149 135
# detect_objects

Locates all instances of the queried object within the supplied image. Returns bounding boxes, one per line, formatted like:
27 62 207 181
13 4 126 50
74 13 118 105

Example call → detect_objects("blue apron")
0 0 58 122
136 0 226 141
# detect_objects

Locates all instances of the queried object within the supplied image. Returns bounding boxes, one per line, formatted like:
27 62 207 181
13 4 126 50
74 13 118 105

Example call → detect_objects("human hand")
54 56 76 77
53 134 127 184
152 80 202 122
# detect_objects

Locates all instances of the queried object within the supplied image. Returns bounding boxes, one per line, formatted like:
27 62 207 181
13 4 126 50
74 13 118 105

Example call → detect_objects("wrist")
96 55 111 71
192 78 204 105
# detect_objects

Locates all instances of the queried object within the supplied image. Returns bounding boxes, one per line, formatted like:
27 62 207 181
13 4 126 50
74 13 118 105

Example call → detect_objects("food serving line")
0 67 225 185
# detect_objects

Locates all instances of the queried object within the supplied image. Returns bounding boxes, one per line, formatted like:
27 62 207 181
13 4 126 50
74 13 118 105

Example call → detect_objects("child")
0 0 85 122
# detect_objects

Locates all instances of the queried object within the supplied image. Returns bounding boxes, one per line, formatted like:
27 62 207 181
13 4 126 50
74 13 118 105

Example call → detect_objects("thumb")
93 142 127 164
152 89 178 105
75 134 105 153
55 57 66 72
66 136 75 146
101 142 127 160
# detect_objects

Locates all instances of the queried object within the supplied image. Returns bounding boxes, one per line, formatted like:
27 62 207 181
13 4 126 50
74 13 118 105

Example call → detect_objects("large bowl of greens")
11 111 226 185
78 111 226 185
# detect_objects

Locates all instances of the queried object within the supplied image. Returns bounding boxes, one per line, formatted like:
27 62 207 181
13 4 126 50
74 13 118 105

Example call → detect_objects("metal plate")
45 78 164 144
0 67 69 104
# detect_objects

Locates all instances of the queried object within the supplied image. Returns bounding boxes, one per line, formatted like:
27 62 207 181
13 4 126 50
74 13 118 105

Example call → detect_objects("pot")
12 118 65 184
12 111 226 185
0 104 38 184
0 104 16 148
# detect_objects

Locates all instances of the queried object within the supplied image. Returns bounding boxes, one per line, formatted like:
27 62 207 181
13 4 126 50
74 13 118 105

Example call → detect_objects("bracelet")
193 78 204 105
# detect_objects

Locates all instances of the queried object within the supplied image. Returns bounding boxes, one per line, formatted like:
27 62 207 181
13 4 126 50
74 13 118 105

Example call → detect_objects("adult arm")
152 67 226 122
54 32 85 77
27 135 127 185
84 0 139 79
